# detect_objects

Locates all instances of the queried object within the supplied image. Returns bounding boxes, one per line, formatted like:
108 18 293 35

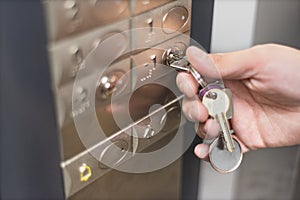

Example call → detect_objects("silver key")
163 47 235 152
209 137 243 173
162 47 208 88
163 47 243 172
170 57 208 88
202 88 235 152
223 88 233 119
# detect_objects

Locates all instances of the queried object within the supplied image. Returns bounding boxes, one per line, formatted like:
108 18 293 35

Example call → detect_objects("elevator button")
70 46 83 63
96 70 126 100
70 46 83 77
64 0 76 9
162 6 189 34
79 163 92 182
64 0 79 20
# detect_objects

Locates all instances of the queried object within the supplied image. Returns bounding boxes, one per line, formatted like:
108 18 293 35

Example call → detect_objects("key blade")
202 89 235 153
216 112 235 152
170 58 190 72
170 63 190 72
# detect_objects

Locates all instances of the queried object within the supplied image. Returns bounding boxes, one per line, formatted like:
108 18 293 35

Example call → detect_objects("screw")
207 91 217 99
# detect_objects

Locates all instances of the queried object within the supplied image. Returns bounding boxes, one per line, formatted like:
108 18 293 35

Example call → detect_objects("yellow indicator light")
79 163 92 182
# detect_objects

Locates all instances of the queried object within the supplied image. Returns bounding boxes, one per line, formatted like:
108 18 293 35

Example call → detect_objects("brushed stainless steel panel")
55 58 131 129
132 0 174 16
44 0 130 41
43 1 193 199
132 0 191 49
70 157 182 200
61 109 185 197
48 20 130 87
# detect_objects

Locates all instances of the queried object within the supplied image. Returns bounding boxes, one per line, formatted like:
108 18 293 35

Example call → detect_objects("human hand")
176 44 300 160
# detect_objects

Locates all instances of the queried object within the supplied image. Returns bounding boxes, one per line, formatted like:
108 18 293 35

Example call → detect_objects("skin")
176 44 300 160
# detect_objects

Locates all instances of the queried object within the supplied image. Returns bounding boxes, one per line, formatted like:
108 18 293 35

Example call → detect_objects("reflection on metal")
162 6 189 34
96 70 126 100
162 46 184 66
79 163 92 182
144 124 156 139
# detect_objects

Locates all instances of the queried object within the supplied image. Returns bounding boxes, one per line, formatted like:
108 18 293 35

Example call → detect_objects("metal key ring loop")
208 137 243 173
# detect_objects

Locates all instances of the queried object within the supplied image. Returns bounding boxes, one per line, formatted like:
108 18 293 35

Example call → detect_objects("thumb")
186 46 260 80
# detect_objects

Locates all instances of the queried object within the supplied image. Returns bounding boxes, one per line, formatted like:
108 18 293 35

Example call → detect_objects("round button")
96 70 127 100
162 6 189 34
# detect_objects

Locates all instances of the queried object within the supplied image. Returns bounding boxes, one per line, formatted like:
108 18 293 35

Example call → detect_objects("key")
169 57 208 88
163 47 235 151
162 46 208 88
164 48 234 149
163 47 243 172
202 88 235 152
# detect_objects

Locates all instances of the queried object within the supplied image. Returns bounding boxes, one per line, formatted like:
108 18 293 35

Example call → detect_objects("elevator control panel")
43 0 191 198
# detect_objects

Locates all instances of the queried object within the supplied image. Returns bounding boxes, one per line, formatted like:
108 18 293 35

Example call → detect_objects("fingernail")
178 80 192 94
195 145 207 158
177 74 188 92
178 82 184 92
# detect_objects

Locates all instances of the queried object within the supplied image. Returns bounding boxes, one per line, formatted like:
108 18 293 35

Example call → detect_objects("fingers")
232 135 250 154
177 71 209 122
186 46 261 80
176 72 198 98
194 143 209 161
186 46 220 79
182 97 208 123
195 119 220 140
